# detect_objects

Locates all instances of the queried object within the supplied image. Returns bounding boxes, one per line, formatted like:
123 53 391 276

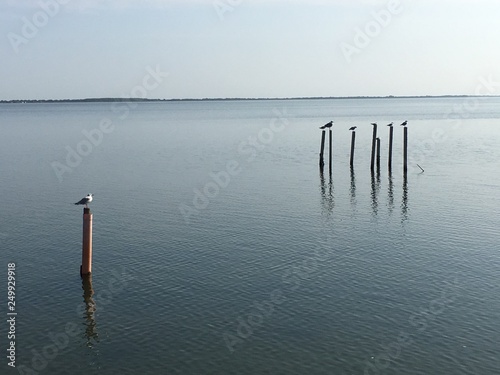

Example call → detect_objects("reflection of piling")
376 137 381 172
388 126 394 171
350 166 356 205
403 126 408 175
319 130 326 169
350 131 356 168
82 274 99 347
370 124 377 172
402 174 409 222
328 130 333 173
388 173 394 212
81 208 93 276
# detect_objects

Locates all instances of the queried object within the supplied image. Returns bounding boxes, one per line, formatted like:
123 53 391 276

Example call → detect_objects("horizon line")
1 94 500 103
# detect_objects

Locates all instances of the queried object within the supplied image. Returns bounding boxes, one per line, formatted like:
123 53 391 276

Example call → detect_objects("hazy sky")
1 0 499 100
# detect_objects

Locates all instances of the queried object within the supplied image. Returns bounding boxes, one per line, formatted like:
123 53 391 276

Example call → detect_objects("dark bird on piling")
371 123 377 126
75 194 93 208
387 122 394 127
349 126 357 131
319 121 333 129
400 120 408 126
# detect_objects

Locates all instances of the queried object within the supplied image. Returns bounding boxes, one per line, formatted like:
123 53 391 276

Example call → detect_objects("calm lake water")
0 97 499 374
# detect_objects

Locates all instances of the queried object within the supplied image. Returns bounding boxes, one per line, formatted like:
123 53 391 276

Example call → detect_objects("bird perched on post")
400 120 408 126
349 126 357 131
387 122 394 127
319 121 333 129
75 194 93 208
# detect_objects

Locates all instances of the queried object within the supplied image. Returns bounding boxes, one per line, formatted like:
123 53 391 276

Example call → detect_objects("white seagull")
74 194 93 208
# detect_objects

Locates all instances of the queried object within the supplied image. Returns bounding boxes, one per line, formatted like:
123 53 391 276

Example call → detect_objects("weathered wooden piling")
319 130 326 169
388 125 394 171
350 131 356 168
328 129 333 172
376 137 381 172
81 207 93 276
370 124 377 172
403 126 408 175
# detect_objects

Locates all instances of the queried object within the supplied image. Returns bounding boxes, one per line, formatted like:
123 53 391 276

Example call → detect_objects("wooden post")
403 126 408 175
376 137 381 172
388 126 394 171
81 207 93 276
328 129 332 173
350 131 356 168
370 124 377 172
319 130 326 169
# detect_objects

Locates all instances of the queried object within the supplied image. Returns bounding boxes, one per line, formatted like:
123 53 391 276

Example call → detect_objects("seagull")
349 126 357 131
387 122 394 127
75 194 93 208
400 120 408 126
319 121 333 129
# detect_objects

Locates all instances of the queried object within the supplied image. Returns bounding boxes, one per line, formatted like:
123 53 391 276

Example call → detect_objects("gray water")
0 97 499 374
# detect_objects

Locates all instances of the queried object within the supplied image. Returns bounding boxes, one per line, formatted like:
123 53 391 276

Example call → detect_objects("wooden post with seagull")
349 126 356 168
318 121 332 170
401 120 408 175
75 194 94 276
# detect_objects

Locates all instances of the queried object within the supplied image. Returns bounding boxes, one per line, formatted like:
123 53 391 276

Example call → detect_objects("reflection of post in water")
82 274 99 348
401 174 409 222
388 172 394 213
370 171 380 216
319 168 334 214
350 167 356 205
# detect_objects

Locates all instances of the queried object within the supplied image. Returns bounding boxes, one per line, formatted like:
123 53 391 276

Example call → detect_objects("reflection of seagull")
319 121 333 129
75 194 93 208
401 120 408 126
349 126 357 131
387 122 394 127
371 123 377 126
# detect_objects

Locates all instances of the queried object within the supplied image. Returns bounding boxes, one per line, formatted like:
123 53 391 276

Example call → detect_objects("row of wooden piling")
320 123 409 175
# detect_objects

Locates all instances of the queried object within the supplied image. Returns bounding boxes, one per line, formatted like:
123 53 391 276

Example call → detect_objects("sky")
1 0 500 100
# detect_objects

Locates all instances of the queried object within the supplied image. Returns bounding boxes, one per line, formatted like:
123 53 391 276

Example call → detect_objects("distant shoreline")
1 95 499 104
